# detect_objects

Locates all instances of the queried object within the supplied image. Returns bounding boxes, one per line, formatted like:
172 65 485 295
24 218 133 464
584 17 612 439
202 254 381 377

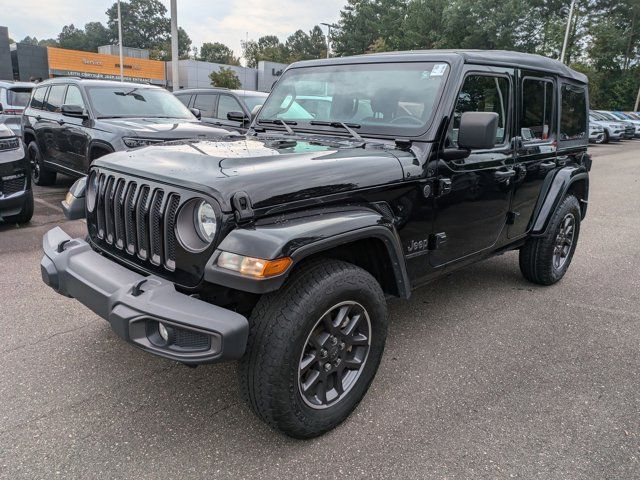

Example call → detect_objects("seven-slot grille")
93 173 181 271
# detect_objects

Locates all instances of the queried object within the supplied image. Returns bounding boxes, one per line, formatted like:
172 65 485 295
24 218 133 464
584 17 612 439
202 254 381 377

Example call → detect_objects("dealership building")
0 25 285 92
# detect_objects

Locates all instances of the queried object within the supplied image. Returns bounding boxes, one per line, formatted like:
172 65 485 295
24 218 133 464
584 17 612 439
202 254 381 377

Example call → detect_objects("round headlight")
194 200 217 242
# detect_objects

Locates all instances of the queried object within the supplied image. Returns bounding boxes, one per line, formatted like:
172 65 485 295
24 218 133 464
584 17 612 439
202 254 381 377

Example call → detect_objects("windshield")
257 62 450 136
7 88 32 107
597 111 618 121
87 86 195 119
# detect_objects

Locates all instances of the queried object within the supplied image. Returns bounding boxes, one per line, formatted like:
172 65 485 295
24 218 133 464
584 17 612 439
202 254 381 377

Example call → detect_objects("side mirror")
457 111 499 150
61 177 86 220
227 111 249 123
61 104 87 118
0 103 3 113
189 107 202 120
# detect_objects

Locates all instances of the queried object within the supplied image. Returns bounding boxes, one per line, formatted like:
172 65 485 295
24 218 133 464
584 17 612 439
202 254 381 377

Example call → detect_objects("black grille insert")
93 174 180 271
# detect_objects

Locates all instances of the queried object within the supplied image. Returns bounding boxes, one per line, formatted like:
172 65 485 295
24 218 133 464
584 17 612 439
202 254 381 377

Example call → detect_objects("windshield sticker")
431 64 448 77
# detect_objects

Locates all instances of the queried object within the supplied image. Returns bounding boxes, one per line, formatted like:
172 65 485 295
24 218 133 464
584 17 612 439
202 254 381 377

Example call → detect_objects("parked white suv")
0 81 35 136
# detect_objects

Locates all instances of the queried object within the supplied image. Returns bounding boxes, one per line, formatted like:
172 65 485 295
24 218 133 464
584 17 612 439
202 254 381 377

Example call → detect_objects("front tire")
519 194 581 285
239 259 388 438
3 190 34 225
28 141 56 186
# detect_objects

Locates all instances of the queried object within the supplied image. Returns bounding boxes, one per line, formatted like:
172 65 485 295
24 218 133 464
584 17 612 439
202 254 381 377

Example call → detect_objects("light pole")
170 0 179 90
117 0 124 81
560 0 576 64
320 23 336 59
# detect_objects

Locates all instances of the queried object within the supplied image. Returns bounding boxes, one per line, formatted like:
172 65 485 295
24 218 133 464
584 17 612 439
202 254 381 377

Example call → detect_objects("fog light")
158 322 170 342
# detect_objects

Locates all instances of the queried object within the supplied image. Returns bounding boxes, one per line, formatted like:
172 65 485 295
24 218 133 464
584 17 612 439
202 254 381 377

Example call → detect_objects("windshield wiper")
257 119 296 135
309 121 364 142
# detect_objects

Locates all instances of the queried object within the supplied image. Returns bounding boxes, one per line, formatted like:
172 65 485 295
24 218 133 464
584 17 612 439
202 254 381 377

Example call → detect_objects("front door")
431 67 516 267
58 85 91 174
508 72 557 238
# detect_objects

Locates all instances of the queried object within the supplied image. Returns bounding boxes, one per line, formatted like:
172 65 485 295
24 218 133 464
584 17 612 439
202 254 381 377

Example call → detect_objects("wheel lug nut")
324 363 332 371
334 358 341 366
320 349 328 358
330 337 338 346
339 342 345 350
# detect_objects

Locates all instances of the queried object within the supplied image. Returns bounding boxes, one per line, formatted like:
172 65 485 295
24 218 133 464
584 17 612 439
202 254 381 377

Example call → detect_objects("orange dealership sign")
47 47 165 83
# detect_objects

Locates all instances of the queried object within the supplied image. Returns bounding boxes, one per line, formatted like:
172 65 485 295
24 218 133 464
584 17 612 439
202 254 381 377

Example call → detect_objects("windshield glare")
88 86 195 119
257 62 449 135
240 95 267 112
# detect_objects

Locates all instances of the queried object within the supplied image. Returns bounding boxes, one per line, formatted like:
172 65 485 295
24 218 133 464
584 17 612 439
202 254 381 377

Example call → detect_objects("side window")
176 94 191 107
521 78 554 142
64 85 86 109
45 85 67 113
193 94 215 117
31 87 47 110
217 95 243 120
452 74 510 146
560 84 587 141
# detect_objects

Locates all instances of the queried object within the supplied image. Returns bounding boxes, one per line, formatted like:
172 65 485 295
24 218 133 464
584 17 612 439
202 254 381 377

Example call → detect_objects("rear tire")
603 130 610 144
28 141 56 186
519 195 581 285
239 259 388 438
4 190 34 225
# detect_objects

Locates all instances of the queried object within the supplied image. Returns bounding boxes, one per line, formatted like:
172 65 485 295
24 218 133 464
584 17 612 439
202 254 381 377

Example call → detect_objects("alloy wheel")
553 213 575 270
298 301 372 409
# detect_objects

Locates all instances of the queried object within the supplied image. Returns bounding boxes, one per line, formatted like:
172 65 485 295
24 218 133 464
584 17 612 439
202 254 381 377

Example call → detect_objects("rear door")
59 85 91 174
508 72 557 238
40 84 68 168
431 66 516 267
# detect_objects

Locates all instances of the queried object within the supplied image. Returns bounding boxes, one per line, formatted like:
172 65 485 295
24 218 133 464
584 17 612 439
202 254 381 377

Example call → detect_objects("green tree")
200 42 240 65
286 26 327 61
242 35 290 67
19 36 57 47
57 22 110 52
209 67 242 89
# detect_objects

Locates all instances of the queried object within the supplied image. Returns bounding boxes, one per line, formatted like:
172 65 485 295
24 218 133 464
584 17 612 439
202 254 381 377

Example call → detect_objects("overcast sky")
4 0 346 60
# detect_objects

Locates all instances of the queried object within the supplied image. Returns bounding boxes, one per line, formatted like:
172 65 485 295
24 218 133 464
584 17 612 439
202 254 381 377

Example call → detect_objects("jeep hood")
93 137 407 212
96 117 231 139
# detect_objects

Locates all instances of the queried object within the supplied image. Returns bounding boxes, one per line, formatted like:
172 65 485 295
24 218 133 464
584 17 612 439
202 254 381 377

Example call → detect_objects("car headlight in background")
122 137 164 149
194 200 217 242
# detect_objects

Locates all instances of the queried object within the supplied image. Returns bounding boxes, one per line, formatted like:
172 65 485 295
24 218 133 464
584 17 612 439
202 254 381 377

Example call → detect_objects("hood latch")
232 191 254 223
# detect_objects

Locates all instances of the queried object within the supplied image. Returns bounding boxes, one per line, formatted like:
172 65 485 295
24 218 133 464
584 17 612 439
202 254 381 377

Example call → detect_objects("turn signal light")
217 252 292 278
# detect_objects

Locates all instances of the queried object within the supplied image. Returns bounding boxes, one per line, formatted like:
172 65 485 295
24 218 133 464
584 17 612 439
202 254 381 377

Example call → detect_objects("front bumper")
40 227 249 365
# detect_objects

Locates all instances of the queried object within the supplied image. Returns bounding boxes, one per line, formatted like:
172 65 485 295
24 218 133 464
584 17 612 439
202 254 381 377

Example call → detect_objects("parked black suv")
0 124 33 224
41 51 591 438
22 78 230 186
174 88 268 133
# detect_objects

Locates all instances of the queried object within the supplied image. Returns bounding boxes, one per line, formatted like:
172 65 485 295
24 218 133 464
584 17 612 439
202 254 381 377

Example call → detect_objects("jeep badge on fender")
41 50 590 439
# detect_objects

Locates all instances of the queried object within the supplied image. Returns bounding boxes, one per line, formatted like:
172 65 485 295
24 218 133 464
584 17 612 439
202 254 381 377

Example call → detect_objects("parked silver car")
589 123 605 143
606 111 640 137
0 81 35 137
589 111 624 142
594 110 635 139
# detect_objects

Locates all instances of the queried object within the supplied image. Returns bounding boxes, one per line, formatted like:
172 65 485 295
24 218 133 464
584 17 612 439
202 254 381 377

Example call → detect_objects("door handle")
539 161 556 172
57 119 65 125
35 115 42 121
494 169 516 180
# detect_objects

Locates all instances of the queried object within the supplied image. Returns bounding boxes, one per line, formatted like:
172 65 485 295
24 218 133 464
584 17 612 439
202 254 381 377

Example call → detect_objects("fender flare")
204 206 411 298
530 166 589 236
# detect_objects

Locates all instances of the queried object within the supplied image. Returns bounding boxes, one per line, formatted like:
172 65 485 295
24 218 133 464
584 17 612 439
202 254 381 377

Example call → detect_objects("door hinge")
428 232 447 250
506 211 520 225
232 191 254 223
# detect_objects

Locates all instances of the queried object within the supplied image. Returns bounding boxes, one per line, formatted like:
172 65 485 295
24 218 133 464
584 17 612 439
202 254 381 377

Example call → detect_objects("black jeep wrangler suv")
22 78 229 186
41 50 591 438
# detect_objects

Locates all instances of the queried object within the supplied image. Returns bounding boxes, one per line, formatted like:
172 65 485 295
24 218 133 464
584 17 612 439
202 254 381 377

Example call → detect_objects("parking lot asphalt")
1 142 639 479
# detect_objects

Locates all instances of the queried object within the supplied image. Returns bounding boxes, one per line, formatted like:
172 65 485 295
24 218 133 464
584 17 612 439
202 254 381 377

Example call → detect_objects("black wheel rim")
553 213 575 270
298 301 371 410
29 147 40 182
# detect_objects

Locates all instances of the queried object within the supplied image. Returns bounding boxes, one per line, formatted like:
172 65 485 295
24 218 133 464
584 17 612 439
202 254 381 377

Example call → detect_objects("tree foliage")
330 0 640 109
209 67 242 89
200 42 241 65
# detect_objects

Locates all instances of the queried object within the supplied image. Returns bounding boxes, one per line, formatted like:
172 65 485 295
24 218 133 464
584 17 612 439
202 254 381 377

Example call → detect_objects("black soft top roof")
292 49 588 83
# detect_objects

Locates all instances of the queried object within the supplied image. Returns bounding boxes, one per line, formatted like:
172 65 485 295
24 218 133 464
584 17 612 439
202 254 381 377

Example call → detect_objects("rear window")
560 84 587 141
31 87 47 109
7 88 32 107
